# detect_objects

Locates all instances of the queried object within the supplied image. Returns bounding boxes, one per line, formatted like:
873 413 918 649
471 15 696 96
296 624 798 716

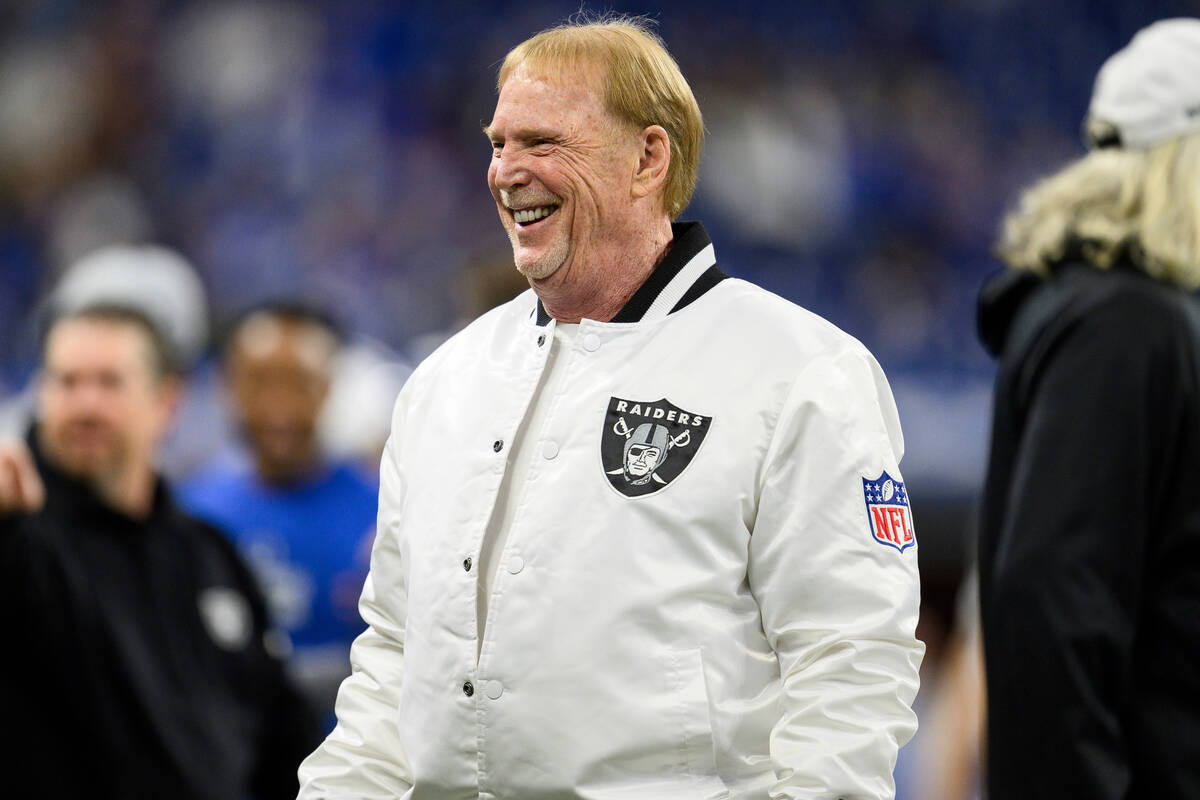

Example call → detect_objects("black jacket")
977 261 1200 799
0 431 322 799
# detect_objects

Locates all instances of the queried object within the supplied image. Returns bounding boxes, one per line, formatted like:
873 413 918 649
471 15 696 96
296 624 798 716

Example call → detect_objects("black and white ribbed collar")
534 221 728 326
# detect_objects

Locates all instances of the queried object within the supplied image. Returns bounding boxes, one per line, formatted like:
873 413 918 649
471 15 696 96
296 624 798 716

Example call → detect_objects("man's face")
625 443 662 477
485 62 641 282
38 318 173 486
227 316 334 483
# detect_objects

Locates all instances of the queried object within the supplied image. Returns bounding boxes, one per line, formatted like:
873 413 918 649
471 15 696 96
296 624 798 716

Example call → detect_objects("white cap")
52 244 209 369
1086 18 1200 150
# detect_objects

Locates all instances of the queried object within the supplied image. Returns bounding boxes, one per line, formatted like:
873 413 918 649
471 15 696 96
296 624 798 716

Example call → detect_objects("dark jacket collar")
534 220 727 326
27 426 174 530
977 253 1157 357
977 268 1043 357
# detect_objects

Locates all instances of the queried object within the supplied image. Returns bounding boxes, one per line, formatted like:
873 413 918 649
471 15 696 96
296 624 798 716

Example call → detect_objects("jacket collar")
976 247 1151 357
534 221 727 326
26 425 174 530
976 268 1043 357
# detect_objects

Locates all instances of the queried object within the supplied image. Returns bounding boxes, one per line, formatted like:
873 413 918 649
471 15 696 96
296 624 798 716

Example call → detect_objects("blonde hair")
497 14 703 220
997 131 1200 288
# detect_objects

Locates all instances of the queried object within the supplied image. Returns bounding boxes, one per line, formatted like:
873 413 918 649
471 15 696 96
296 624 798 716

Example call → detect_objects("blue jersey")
178 459 378 655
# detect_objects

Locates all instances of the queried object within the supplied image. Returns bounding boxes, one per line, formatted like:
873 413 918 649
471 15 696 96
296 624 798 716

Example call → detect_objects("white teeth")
513 206 556 224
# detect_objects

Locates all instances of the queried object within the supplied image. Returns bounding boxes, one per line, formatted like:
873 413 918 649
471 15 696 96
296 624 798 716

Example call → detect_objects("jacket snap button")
462 681 475 697
537 334 546 347
583 333 601 352
463 557 472 572
485 680 504 699
542 440 559 459
507 555 524 574
492 439 503 452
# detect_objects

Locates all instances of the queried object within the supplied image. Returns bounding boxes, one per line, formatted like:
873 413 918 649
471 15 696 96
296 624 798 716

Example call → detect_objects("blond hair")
497 14 703 220
997 131 1200 288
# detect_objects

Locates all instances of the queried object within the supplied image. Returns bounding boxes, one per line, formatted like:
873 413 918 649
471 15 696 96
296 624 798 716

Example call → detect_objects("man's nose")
259 388 305 419
491 144 531 192
66 380 108 413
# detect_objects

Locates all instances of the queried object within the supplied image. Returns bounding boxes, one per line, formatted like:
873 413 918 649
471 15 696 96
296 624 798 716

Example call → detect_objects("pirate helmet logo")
602 397 712 497
621 422 672 485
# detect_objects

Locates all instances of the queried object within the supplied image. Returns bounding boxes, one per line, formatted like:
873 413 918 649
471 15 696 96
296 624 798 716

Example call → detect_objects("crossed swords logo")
605 416 691 484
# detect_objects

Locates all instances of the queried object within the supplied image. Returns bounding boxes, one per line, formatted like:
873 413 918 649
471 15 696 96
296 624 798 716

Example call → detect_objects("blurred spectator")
178 303 378 724
977 19 1200 798
0 242 211 451
0 303 320 799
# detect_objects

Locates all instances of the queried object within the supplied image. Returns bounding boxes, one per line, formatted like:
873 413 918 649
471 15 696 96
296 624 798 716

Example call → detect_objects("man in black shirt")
0 304 321 798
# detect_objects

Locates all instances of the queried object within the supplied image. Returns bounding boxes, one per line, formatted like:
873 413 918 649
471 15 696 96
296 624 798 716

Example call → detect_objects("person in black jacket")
0 303 321 799
976 18 1200 800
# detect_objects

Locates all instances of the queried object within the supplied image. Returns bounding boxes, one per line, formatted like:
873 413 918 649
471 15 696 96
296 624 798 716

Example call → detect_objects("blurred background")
1 0 1195 796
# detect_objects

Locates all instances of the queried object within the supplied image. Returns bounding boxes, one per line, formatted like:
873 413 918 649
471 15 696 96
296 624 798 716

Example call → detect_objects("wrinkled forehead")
491 60 635 145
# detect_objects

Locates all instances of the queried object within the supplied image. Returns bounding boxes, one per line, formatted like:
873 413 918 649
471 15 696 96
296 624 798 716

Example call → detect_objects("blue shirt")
178 459 378 655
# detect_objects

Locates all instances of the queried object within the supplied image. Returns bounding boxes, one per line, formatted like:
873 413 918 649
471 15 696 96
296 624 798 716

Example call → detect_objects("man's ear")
631 125 670 200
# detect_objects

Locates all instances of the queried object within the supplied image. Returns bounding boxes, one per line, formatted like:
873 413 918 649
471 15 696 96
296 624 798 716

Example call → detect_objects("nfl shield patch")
601 396 712 497
862 471 916 553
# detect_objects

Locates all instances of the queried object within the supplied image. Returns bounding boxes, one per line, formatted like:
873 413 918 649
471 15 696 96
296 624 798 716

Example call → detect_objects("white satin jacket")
298 222 923 800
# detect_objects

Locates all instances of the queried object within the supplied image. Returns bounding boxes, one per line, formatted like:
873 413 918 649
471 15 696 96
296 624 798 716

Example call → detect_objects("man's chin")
514 256 563 281
510 239 568 281
55 450 116 482
253 439 316 482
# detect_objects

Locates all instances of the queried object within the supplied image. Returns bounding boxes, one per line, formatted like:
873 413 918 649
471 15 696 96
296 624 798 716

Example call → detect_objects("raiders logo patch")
863 471 916 553
602 396 711 497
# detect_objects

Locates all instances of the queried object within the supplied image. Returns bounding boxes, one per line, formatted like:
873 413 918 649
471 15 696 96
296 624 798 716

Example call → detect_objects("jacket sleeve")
297 424 414 798
749 346 923 800
981 303 1175 798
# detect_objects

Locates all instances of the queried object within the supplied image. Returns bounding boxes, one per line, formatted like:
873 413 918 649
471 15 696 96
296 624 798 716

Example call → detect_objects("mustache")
58 417 116 435
500 189 560 209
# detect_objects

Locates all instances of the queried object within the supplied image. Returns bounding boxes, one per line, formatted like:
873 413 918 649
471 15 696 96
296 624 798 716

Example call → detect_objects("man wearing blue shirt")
179 304 378 723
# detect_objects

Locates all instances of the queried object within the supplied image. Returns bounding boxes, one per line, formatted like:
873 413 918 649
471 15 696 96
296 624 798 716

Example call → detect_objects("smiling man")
299 16 922 800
